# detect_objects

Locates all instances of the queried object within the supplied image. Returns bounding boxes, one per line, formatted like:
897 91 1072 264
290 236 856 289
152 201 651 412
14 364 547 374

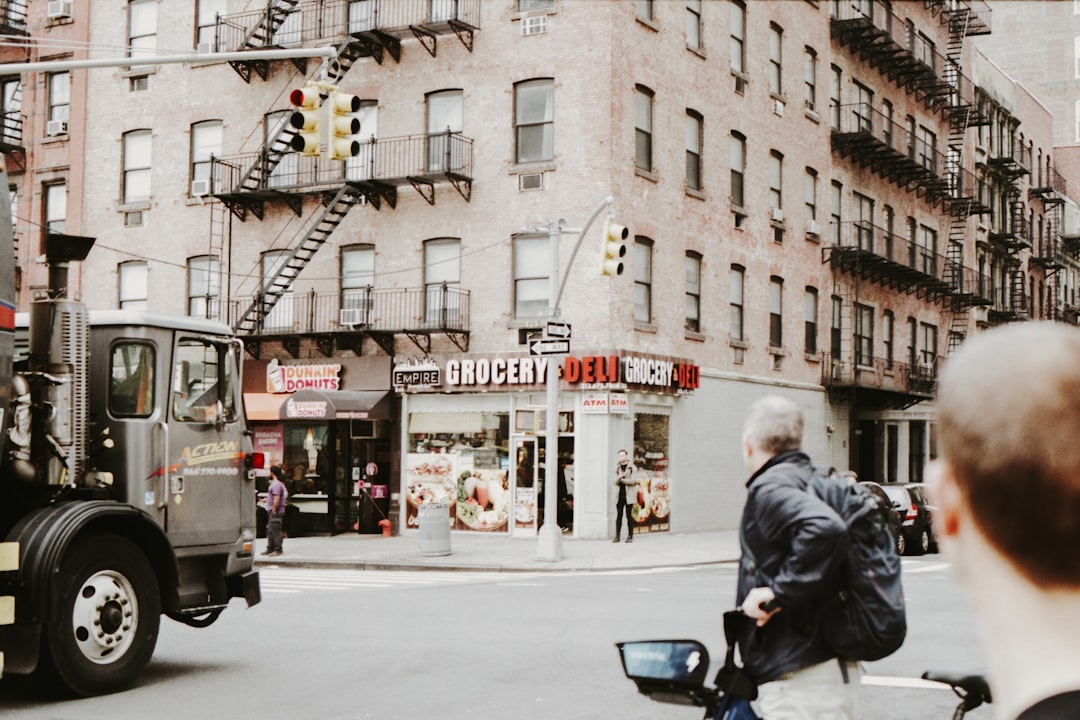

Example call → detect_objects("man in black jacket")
737 396 858 719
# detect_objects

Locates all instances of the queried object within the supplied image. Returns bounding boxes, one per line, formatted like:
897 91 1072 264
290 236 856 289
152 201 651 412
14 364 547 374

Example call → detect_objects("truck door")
164 336 249 547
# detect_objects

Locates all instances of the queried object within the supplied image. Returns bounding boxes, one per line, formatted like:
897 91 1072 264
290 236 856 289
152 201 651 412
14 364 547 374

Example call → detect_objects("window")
918 225 937 275
110 342 155 418
686 0 702 51
854 192 873 250
128 0 157 71
635 85 654 173
768 24 783 97
804 46 817 111
804 287 818 355
190 120 222 194
636 0 653 21
831 295 842 358
518 0 553 9
47 72 69 126
123 130 152 204
883 310 894 369
906 115 917 159
426 89 463 173
197 0 225 49
261 250 293 330
730 2 746 77
855 303 873 366
730 265 745 342
634 238 653 323
730 131 746 208
1 78 19 144
424 238 461 326
119 260 148 310
515 79 553 164
187 255 220 319
830 180 842 245
341 244 375 323
769 150 783 211
685 110 703 191
685 252 701 332
883 204 895 259
44 182 66 234
882 99 894 147
513 234 549 319
907 317 918 369
853 81 873 131
805 167 818 221
917 125 937 171
769 277 783 348
171 338 239 425
1077 37 1080 78
920 323 937 369
829 64 842 129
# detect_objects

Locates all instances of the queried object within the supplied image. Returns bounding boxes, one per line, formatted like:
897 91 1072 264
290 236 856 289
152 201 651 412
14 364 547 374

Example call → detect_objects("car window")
909 486 927 504
881 486 907 505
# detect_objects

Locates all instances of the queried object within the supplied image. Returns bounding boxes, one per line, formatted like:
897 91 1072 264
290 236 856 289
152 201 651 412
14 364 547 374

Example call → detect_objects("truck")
0 158 261 696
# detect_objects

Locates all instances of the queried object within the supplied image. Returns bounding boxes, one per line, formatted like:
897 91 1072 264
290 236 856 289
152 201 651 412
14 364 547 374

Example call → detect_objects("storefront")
243 357 394 535
394 351 699 540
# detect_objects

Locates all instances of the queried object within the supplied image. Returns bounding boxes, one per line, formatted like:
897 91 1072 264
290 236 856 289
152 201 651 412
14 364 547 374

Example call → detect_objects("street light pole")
536 196 614 562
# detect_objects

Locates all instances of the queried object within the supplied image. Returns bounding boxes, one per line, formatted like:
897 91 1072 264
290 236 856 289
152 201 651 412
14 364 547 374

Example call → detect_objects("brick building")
3 0 1075 541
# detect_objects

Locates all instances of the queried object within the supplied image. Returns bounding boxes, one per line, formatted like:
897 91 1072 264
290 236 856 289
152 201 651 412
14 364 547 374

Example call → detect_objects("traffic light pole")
537 196 614 562
0 47 337 74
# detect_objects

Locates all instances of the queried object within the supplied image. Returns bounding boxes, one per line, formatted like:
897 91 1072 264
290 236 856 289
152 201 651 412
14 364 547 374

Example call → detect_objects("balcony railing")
223 285 471 337
214 0 481 52
826 220 991 305
211 131 474 201
821 352 939 402
0 0 27 36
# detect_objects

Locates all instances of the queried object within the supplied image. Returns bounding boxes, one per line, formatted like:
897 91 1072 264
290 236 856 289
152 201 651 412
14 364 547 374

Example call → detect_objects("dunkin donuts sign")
266 358 342 393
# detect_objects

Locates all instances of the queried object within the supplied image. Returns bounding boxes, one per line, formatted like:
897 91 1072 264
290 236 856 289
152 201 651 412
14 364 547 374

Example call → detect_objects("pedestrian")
737 396 857 719
613 449 636 543
265 465 289 556
930 323 1080 720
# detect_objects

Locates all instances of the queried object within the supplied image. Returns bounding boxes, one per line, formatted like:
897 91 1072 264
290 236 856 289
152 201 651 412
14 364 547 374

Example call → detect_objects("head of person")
271 465 285 482
742 396 804 472
617 449 628 464
934 322 1080 589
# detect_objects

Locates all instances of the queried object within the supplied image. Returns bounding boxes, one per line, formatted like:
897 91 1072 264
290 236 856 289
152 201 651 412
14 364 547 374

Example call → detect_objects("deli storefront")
396 350 699 540
243 357 395 536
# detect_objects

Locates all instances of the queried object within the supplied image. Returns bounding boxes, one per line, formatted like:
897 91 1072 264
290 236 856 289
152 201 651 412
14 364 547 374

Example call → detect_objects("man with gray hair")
736 396 857 719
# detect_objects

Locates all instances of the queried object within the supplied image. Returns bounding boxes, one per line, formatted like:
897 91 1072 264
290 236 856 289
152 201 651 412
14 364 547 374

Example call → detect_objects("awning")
243 390 391 422
280 389 391 421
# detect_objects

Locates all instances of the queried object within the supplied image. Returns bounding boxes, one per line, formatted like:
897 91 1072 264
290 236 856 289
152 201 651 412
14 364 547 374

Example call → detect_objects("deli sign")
562 354 700 393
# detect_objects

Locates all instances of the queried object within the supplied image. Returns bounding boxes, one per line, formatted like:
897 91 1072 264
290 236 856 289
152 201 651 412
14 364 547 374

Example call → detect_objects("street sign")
545 321 572 339
530 337 570 356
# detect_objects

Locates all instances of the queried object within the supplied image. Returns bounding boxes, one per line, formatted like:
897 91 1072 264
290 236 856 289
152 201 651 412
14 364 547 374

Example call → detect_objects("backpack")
804 468 907 662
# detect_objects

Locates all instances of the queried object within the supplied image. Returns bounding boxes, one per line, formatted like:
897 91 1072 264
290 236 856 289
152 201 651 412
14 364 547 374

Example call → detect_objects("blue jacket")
735 450 848 683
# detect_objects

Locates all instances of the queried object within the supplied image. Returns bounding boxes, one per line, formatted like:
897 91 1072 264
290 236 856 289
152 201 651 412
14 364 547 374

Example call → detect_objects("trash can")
418 502 452 556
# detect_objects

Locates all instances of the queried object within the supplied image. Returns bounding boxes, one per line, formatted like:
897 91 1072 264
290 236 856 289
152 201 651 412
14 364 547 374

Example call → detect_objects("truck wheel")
43 535 161 696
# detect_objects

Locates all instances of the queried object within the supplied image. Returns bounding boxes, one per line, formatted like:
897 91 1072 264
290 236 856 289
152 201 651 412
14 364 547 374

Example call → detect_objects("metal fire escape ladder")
218 122 303 222
226 0 303 83
232 184 363 337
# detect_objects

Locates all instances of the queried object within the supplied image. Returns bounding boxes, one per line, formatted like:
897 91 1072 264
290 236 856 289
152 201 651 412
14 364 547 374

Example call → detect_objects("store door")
349 437 392 533
512 437 537 537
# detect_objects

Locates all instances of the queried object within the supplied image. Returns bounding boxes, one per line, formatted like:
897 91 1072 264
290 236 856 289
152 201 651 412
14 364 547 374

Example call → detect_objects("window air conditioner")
339 308 368 326
806 219 821 236
773 99 785 117
45 120 68 136
47 0 73 19
190 179 211 197
196 42 215 54
771 207 785 223
521 16 548 35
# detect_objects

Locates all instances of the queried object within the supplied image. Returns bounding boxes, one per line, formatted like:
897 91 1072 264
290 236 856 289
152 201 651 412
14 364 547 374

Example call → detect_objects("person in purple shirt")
265 465 289 556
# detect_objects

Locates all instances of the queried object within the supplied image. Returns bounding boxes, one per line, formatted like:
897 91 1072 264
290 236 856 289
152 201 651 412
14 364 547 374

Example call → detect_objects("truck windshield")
171 338 238 424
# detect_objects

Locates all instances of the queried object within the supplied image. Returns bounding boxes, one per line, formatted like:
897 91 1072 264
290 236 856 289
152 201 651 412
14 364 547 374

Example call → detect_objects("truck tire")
43 535 161 696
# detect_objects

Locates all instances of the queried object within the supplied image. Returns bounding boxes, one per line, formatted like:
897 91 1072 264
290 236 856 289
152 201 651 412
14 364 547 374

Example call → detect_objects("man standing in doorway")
737 396 857 719
265 465 289 557
613 449 636 543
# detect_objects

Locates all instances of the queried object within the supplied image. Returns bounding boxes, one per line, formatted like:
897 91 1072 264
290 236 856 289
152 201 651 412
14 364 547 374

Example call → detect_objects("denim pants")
266 514 284 553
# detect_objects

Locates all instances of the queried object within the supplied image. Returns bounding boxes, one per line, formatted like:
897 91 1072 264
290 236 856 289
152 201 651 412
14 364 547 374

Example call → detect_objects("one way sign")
530 337 570 356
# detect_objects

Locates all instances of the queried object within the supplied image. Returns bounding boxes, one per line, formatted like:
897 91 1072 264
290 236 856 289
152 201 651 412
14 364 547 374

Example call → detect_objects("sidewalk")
254 528 741 573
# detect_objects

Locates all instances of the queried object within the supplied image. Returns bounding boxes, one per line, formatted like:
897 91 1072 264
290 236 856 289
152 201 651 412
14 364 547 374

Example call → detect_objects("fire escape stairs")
217 122 303 222
227 0 305 83
231 184 363 339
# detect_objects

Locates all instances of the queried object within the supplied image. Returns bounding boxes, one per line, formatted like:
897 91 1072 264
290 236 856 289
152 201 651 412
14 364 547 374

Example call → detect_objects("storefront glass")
405 412 511 533
632 413 671 534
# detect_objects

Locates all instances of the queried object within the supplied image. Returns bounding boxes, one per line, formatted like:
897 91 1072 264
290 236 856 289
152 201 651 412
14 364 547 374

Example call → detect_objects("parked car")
878 482 936 555
857 480 906 556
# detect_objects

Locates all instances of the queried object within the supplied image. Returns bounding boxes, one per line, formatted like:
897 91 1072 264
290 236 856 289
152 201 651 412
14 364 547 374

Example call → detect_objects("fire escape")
0 0 28 287
206 0 480 358
1029 164 1069 320
824 0 991 409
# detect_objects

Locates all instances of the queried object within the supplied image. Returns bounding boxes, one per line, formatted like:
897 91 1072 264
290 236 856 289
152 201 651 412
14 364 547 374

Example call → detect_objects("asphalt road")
0 558 989 720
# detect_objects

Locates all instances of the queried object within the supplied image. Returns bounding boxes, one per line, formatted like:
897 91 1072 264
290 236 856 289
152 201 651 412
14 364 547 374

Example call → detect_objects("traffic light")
327 89 361 161
600 218 628 276
289 84 322 156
